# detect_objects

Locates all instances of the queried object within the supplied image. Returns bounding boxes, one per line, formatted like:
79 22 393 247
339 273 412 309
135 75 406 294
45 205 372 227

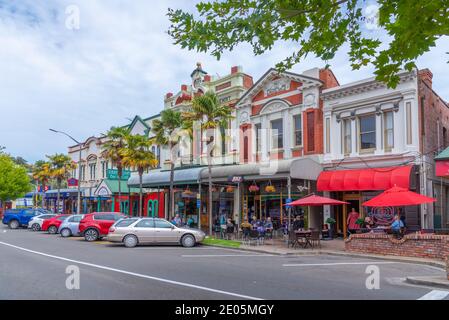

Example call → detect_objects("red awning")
317 166 413 192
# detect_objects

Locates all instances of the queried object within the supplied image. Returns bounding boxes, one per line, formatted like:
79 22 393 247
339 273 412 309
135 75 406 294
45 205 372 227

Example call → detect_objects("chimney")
165 92 173 99
181 84 188 91
204 75 211 82
231 66 241 74
419 69 433 88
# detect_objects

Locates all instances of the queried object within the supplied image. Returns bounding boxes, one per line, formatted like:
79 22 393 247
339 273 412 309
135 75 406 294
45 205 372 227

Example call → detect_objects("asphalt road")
0 225 448 300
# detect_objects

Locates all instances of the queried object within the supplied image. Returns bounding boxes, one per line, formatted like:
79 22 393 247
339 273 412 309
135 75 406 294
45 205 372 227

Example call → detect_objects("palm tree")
47 154 77 213
183 91 234 235
32 160 52 208
121 134 158 217
151 109 183 219
102 127 130 212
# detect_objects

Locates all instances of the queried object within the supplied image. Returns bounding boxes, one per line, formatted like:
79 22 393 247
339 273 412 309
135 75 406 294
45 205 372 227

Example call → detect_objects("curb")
201 244 446 269
406 276 449 289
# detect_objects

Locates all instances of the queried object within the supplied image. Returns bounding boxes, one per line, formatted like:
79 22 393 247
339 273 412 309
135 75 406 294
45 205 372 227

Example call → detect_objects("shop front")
127 167 204 225
434 147 449 230
317 165 420 238
44 189 82 214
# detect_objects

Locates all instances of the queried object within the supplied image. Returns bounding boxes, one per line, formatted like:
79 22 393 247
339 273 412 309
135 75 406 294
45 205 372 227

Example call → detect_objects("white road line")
283 261 396 267
0 241 262 300
418 290 449 300
182 254 274 258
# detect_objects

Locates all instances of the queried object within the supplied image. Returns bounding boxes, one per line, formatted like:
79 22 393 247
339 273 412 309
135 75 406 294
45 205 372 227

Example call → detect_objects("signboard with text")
107 169 131 180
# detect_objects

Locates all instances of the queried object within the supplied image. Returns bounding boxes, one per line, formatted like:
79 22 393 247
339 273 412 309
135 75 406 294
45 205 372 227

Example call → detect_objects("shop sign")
107 169 131 180
196 199 201 208
285 198 292 209
67 178 78 187
228 176 244 183
38 185 50 192
436 161 449 177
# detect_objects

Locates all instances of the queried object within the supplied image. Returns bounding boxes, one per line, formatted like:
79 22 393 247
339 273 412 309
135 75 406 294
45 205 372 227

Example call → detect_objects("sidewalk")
203 237 446 269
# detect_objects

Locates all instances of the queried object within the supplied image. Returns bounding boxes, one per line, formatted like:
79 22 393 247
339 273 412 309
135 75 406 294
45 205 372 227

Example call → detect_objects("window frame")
383 111 394 151
358 114 376 153
293 114 303 147
270 118 284 150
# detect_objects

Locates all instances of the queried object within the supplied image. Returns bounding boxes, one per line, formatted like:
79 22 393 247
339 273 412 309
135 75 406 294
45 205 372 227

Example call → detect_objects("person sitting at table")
264 217 273 231
241 219 252 238
364 216 375 229
251 215 259 229
390 215 405 239
292 215 304 231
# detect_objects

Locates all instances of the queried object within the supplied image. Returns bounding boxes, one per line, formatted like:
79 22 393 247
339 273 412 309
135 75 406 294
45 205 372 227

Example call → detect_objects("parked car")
2 208 52 229
107 217 206 248
41 214 71 234
28 214 57 231
58 214 85 237
79 212 126 242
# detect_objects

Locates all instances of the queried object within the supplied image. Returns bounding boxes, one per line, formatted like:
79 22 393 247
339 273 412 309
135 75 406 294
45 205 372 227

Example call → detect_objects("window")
89 163 96 180
293 115 302 146
384 111 394 151
342 119 352 155
68 215 83 223
154 219 174 229
407 101 413 144
57 216 69 221
116 218 139 227
135 219 155 228
255 123 262 153
306 112 315 152
94 214 113 221
271 119 283 149
359 114 376 151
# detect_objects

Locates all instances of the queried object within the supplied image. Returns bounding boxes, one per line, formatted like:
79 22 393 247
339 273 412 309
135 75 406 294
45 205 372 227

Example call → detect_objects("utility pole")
49 129 82 215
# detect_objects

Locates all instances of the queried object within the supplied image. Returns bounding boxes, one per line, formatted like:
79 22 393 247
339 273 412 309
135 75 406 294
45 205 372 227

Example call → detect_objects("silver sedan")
107 217 206 248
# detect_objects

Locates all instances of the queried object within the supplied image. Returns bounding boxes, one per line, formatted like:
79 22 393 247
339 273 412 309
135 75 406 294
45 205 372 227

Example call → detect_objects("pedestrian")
346 208 360 234
292 215 304 231
225 218 235 240
187 216 194 228
173 214 182 227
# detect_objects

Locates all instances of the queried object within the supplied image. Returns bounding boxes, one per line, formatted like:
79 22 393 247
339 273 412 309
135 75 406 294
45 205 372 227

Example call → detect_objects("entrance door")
120 201 129 215
147 199 159 217
342 193 362 238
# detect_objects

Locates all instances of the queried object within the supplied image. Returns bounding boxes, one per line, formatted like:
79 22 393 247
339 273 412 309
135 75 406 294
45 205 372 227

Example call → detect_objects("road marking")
0 241 262 300
182 254 274 258
283 261 396 267
418 290 449 300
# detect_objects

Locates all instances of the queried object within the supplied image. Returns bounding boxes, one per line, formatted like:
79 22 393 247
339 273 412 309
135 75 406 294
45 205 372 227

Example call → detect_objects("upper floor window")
359 114 376 151
89 163 96 180
271 119 283 149
383 111 394 151
255 123 262 153
342 119 352 155
293 115 302 146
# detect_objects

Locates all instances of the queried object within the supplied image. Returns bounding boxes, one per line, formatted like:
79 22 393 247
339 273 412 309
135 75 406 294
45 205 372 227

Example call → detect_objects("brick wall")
345 233 449 260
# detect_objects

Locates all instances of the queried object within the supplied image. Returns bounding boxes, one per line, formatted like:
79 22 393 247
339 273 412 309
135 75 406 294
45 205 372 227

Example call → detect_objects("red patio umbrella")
362 186 436 207
285 194 349 206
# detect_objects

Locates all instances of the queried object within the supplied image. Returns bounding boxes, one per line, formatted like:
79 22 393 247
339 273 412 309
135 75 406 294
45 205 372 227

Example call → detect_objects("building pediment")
236 68 323 107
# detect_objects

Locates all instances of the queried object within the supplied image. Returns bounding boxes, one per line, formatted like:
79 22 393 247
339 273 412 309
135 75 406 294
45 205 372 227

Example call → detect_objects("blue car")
2 208 53 229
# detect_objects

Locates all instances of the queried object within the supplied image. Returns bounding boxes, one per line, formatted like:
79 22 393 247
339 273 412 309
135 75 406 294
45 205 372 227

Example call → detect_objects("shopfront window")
255 123 262 153
271 119 283 149
359 114 376 151
384 111 394 151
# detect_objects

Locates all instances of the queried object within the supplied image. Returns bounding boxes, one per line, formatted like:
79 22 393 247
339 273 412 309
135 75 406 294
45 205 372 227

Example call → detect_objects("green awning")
103 179 140 194
435 146 449 160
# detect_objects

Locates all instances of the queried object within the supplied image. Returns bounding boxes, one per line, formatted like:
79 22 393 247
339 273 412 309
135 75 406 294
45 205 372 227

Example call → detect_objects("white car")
28 214 57 231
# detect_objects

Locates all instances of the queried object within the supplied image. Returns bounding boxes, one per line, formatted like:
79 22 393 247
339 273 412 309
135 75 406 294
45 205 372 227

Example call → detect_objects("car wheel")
181 234 196 248
60 228 72 238
32 223 41 231
48 225 57 234
8 220 19 229
84 229 99 242
123 235 138 248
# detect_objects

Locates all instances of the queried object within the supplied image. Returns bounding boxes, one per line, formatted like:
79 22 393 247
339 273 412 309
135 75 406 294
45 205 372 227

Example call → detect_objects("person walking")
346 208 360 235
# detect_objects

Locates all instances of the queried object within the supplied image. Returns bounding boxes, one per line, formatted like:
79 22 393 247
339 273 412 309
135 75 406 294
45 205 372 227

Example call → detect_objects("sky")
0 0 448 163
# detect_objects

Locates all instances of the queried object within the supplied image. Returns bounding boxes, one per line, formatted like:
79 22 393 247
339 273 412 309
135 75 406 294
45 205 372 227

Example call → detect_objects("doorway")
342 193 362 238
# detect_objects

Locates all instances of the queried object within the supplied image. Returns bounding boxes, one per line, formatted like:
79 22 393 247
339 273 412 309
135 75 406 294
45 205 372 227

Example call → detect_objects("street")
0 225 448 300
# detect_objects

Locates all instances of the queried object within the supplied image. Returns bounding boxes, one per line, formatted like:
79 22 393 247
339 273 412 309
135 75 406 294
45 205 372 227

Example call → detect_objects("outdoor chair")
248 229 261 246
310 230 321 249
287 230 298 249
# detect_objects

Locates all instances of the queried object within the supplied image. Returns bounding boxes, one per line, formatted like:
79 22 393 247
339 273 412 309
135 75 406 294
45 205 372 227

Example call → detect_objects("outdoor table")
295 230 312 248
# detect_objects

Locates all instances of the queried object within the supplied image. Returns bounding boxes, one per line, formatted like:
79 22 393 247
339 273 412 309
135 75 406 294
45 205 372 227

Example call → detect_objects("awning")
128 167 205 188
362 186 436 207
436 161 449 177
290 157 322 180
317 165 413 192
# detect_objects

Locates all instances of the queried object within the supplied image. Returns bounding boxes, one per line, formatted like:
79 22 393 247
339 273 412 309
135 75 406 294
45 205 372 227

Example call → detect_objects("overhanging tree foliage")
168 0 449 87
0 154 31 205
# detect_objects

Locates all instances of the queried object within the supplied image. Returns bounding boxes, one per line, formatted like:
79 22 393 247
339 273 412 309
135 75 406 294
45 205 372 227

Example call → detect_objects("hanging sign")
107 169 131 180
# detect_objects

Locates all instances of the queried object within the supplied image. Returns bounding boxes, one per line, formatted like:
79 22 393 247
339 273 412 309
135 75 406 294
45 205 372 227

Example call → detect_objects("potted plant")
325 217 336 239
265 185 276 193
249 184 259 192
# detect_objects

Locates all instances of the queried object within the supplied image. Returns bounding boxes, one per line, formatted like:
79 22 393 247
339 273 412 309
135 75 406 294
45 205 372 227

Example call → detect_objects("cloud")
0 0 448 163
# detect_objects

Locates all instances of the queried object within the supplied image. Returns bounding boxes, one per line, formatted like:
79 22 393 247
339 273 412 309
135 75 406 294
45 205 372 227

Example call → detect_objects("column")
261 117 269 162
350 118 357 157
283 111 292 158
375 111 382 154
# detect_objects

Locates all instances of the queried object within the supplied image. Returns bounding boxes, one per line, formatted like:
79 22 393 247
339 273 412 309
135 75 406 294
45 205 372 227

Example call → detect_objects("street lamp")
49 129 82 215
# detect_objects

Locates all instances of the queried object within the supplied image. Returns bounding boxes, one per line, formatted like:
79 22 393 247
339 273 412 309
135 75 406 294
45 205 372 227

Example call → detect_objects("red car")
41 214 71 234
79 212 126 242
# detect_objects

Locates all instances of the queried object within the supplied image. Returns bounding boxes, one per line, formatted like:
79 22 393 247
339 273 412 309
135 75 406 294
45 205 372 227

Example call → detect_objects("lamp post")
49 129 82 214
